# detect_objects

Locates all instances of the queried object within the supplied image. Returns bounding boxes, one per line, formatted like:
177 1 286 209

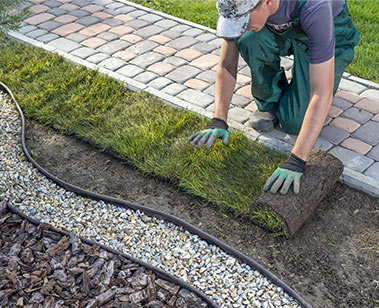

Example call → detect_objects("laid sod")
130 0 379 83
0 37 288 235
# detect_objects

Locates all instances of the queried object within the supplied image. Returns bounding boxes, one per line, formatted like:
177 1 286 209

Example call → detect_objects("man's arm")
213 39 240 121
291 56 335 161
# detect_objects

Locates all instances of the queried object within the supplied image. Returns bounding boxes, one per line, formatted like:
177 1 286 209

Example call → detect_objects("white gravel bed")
0 91 301 308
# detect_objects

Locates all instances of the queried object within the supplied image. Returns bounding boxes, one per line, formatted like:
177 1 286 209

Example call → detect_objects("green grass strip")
0 37 288 235
129 0 378 83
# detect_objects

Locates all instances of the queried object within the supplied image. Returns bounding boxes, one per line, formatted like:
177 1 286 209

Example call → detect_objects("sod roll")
251 149 343 237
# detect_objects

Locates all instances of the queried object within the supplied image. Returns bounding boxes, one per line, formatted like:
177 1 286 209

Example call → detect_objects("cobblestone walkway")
10 0 379 196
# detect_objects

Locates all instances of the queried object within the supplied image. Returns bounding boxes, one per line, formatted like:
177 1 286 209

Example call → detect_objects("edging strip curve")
0 82 313 308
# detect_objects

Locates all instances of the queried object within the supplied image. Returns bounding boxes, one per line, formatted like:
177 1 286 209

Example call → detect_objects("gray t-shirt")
267 0 345 64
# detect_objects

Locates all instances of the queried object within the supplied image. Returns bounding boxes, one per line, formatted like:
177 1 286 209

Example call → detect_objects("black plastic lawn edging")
0 82 313 308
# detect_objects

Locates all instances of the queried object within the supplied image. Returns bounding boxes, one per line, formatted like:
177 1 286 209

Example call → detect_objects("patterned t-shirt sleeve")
300 0 335 64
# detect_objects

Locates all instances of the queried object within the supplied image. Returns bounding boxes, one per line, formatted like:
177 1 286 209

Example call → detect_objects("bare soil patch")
25 119 379 308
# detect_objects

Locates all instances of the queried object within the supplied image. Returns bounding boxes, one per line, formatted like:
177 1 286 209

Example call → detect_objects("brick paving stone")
164 56 188 67
330 117 360 133
86 53 109 64
229 107 252 123
177 89 213 108
55 14 78 24
324 116 332 126
18 24 37 34
285 70 292 81
97 40 131 55
25 13 55 25
134 25 165 38
82 4 104 13
44 0 61 8
76 15 100 26
162 84 187 96
335 90 362 104
332 96 353 110
116 64 144 78
232 94 251 108
153 46 177 57
148 35 171 44
125 19 149 30
192 42 217 54
170 24 191 33
59 3 80 11
338 79 367 94
236 74 251 86
27 29 48 39
147 62 176 76
280 57 293 70
167 37 198 49
328 146 374 173
114 14 134 23
190 54 220 70
352 121 379 146
109 25 134 36
184 79 209 91
70 9 90 18
126 40 159 55
67 32 88 42
147 77 172 90
166 65 201 83
92 11 112 19
98 57 126 70
154 19 178 30
367 144 379 162
341 138 372 155
37 33 59 43
97 31 119 41
196 33 217 42
139 13 163 23
239 66 251 77
364 162 379 180
245 101 258 112
328 105 343 118
79 23 111 36
121 34 142 43
160 30 181 39
196 71 217 84
48 8 68 16
341 107 373 124
175 48 203 61
52 23 85 36
320 125 349 145
130 52 165 69
182 28 203 37
372 113 379 122
134 71 158 84
102 18 123 27
82 37 107 49
31 4 49 13
70 47 97 59
355 98 379 114
236 85 253 99
48 37 81 52
128 10 147 18
361 89 379 102
113 50 137 62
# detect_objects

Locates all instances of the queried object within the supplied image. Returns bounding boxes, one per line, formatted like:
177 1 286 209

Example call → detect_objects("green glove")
264 153 306 195
189 118 230 150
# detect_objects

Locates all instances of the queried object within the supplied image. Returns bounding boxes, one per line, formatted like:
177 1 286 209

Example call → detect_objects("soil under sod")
25 119 378 308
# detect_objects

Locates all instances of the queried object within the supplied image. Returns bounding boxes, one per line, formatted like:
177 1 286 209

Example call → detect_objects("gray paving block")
98 58 126 71
67 33 88 42
116 64 144 78
72 0 90 7
166 65 201 83
167 36 198 49
228 107 252 123
177 89 213 108
320 125 349 145
164 56 187 67
160 30 181 39
86 53 110 64
364 162 379 179
134 25 164 38
130 52 165 69
328 146 374 173
154 19 178 30
97 40 131 55
76 16 100 26
70 47 97 59
204 84 215 96
125 19 149 30
134 71 158 84
182 28 203 37
280 57 293 70
197 71 217 84
93 0 113 5
139 13 163 23
208 38 222 48
162 84 187 96
339 79 367 94
341 107 373 124
36 33 59 43
102 18 123 27
367 144 379 161
192 42 217 54
47 8 68 16
324 116 332 126
26 29 48 39
231 94 250 108
332 96 353 110
196 33 217 42
127 10 147 18
239 66 251 77
18 1 33 9
70 10 91 18
115 6 137 14
97 31 119 41
352 121 379 146
361 89 379 101
105 2 125 10
48 38 81 53
170 24 191 33
44 0 62 8
126 40 159 55
38 20 62 31
313 137 333 152
147 77 172 90
18 25 37 34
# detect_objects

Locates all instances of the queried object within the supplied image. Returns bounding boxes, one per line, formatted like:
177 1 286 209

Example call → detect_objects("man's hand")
264 153 306 194
189 118 230 150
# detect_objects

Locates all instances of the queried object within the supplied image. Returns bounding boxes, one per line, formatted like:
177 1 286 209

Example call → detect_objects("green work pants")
235 4 360 134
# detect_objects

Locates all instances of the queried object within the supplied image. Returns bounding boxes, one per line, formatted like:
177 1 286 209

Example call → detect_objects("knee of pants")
277 113 304 135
